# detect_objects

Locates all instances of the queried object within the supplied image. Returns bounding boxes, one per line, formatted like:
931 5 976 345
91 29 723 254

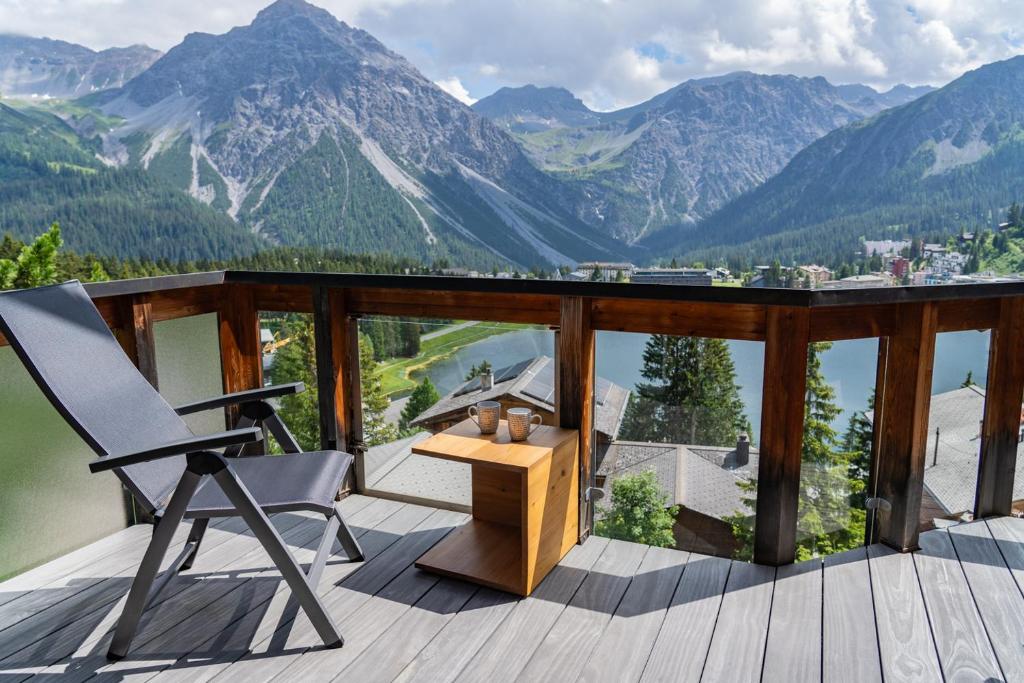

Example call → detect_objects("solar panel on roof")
521 380 555 405
450 358 534 398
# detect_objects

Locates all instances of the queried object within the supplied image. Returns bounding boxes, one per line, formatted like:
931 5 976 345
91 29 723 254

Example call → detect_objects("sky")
2 0 1023 110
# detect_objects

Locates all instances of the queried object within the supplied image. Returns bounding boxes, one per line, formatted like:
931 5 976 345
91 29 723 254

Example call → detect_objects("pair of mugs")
468 401 542 441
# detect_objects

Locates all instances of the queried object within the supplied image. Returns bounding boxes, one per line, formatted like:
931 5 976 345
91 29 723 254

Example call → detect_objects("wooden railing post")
218 283 263 430
313 287 365 491
754 306 809 565
115 294 159 390
558 296 595 541
975 296 1024 517
869 301 937 551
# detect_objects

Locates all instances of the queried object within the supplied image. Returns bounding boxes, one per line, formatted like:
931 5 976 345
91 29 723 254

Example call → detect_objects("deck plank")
144 498 427 683
516 539 648 682
700 561 775 683
762 558 822 682
455 536 610 683
240 509 469 682
985 515 1024 597
578 545 688 683
392 587 518 683
335 578 478 682
914 527 1003 681
639 553 731 683
822 547 881 683
867 543 943 682
30 509 338 681
949 520 1024 681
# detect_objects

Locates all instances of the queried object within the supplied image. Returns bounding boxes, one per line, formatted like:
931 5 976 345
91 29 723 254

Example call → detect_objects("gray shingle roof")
599 440 759 521
866 385 1024 516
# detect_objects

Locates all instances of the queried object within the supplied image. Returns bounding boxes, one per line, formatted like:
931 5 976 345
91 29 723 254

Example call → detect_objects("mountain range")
474 76 932 242
0 0 1020 271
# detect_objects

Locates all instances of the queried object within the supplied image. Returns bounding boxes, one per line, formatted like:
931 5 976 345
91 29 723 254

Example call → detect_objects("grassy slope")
376 321 534 396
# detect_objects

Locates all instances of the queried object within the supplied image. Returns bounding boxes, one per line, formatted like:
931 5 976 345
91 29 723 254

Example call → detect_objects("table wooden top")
411 418 578 471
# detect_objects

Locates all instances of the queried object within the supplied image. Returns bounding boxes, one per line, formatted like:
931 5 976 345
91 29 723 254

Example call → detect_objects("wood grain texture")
754 305 809 565
949 520 1024 681
700 561 776 682
871 301 937 550
985 515 1024 595
913 528 1002 681
415 519 523 594
558 295 595 539
217 283 263 429
455 536 609 683
579 545 688 683
822 547 882 683
975 296 1024 517
867 543 943 682
591 298 766 341
639 553 731 683
516 539 647 683
113 294 159 390
347 287 560 325
762 558 823 682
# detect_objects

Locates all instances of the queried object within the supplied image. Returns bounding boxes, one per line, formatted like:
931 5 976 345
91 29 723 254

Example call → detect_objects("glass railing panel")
795 339 876 559
154 313 224 437
594 331 764 561
0 347 128 580
359 316 554 508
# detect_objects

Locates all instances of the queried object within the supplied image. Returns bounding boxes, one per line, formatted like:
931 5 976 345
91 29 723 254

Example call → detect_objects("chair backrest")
0 281 193 512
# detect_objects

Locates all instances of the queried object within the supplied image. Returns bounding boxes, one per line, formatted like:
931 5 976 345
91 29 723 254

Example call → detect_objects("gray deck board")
516 539 648 682
867 543 943 682
914 527 1003 681
700 560 775 683
577 545 688 683
762 558 823 682
821 546 882 683
949 520 1024 681
639 553 731 683
2 497 1020 683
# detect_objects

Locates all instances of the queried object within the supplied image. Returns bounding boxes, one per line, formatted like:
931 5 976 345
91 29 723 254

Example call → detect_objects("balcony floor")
1 495 1023 682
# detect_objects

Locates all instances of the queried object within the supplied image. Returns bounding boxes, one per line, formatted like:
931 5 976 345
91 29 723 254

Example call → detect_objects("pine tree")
619 335 747 447
961 370 975 388
273 318 321 451
360 333 398 447
1 223 63 290
400 377 440 431
595 471 677 547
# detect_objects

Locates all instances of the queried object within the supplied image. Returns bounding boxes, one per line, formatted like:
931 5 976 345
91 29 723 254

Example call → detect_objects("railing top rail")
74 269 1024 307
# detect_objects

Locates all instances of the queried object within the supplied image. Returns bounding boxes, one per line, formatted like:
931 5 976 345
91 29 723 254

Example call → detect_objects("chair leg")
180 518 209 571
108 470 202 660
211 466 343 649
334 508 364 562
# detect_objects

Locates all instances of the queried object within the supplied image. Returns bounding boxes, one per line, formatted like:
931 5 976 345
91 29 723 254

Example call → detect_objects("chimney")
480 370 494 391
735 433 750 467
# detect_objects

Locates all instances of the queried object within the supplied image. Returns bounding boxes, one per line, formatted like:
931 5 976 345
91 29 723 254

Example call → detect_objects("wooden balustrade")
4 270 1023 564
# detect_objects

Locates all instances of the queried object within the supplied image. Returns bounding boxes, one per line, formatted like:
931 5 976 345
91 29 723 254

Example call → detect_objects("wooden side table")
412 418 579 596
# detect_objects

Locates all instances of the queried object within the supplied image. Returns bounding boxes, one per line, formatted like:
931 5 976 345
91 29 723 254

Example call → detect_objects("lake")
413 326 992 435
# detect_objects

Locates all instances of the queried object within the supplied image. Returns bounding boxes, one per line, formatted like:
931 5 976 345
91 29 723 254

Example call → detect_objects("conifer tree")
360 333 398 447
400 377 440 431
619 335 747 446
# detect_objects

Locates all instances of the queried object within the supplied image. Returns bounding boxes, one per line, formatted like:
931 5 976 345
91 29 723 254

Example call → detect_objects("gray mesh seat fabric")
187 451 353 517
0 280 363 660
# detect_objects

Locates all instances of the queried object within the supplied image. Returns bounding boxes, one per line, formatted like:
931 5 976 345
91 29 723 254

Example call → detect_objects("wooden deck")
1 495 1023 682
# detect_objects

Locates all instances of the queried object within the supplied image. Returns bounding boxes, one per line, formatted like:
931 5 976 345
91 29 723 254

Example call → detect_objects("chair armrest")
174 382 305 416
89 427 264 473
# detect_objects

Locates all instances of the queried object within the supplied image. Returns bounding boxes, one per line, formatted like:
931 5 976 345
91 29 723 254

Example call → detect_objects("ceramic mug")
507 407 542 441
468 400 501 434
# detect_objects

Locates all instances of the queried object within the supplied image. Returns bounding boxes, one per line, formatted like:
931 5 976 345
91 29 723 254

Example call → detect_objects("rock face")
87 0 623 268
666 56 1024 264
475 73 932 244
0 35 160 98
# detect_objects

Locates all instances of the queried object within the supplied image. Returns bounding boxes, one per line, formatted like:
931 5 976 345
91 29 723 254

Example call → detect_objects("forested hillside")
0 102 264 260
661 55 1024 265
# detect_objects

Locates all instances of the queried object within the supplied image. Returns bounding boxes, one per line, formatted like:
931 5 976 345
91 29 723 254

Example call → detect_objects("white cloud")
1 0 1022 109
434 76 476 105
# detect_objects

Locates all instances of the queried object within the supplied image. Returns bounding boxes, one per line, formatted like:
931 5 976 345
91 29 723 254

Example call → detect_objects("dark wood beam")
753 306 810 565
114 294 159 390
975 296 1024 517
869 301 937 551
557 296 595 541
218 284 263 430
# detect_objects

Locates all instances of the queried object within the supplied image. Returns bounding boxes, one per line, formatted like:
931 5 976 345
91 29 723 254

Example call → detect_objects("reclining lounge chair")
0 281 362 659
